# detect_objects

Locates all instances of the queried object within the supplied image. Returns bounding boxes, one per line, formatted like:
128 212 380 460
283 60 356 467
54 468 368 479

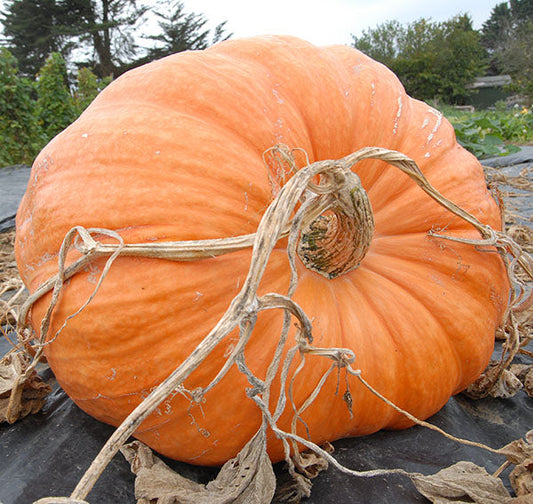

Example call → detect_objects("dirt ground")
0 230 16 282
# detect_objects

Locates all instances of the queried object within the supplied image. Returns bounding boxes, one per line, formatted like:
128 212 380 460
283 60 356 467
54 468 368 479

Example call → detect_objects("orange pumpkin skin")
15 36 508 466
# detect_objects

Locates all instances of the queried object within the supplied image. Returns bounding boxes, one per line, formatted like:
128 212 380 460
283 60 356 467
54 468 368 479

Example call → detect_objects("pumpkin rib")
369 175 499 237
347 266 462 424
359 248 501 388
354 258 464 377
92 52 309 158
328 275 402 430
317 273 406 432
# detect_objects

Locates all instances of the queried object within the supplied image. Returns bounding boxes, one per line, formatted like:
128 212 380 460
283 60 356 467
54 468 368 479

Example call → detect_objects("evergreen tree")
35 52 77 140
482 0 533 98
144 0 231 61
75 0 149 77
1 0 67 76
1 0 149 78
481 2 513 54
1 0 231 78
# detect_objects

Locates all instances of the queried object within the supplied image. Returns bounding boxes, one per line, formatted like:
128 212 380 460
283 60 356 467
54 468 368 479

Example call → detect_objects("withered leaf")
503 365 533 398
464 362 523 400
273 442 334 503
510 365 531 383
293 442 334 479
510 365 533 398
121 428 275 504
499 431 533 498
273 471 312 504
510 458 533 497
411 461 513 504
499 431 533 466
0 350 51 423
525 371 533 398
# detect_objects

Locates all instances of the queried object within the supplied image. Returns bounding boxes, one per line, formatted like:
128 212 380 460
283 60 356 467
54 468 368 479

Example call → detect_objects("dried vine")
2 146 532 503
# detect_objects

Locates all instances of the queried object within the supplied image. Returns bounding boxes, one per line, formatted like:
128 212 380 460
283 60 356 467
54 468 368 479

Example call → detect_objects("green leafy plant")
0 48 45 166
35 52 77 141
73 67 111 115
352 15 487 104
0 51 111 167
442 104 532 158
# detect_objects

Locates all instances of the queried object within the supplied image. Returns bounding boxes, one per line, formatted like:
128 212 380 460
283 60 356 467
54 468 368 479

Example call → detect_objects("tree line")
351 0 532 104
0 0 231 166
0 0 230 78
0 0 532 166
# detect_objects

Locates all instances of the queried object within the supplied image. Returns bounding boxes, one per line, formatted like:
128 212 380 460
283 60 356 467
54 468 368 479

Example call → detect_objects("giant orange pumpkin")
15 35 509 466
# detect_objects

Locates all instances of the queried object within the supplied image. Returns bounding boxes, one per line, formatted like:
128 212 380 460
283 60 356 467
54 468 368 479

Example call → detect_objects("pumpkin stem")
264 145 375 279
297 168 374 279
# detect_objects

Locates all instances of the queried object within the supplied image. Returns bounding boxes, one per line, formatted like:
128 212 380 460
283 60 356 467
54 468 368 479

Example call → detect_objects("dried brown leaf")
464 362 523 399
510 365 531 382
508 225 533 252
121 429 275 504
525 370 533 397
510 458 533 497
273 471 312 504
0 350 51 423
273 443 334 503
293 442 334 479
499 430 533 498
491 369 525 398
499 431 533 465
411 461 514 504
509 366 533 397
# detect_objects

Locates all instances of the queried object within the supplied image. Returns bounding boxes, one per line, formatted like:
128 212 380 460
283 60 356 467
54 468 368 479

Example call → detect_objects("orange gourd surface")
15 36 509 465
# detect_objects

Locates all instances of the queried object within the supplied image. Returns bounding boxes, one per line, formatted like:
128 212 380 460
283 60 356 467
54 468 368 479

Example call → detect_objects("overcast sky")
0 0 498 49
186 0 497 46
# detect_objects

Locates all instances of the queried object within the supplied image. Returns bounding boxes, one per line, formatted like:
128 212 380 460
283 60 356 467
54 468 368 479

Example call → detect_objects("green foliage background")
352 15 487 104
0 2 532 167
0 49 108 167
443 103 533 158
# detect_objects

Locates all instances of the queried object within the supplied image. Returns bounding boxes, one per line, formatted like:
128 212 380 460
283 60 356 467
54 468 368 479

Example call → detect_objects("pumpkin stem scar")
297 169 374 279
265 145 375 279
6 146 532 501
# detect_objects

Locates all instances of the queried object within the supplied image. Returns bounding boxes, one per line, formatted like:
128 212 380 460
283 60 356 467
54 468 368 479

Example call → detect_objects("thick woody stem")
297 168 374 279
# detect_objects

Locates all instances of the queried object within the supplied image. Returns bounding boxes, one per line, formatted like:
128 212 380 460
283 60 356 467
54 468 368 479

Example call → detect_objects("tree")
1 1 231 78
35 52 77 140
0 48 45 165
352 15 486 104
143 0 231 61
73 67 111 114
482 0 533 100
1 0 68 77
497 20 533 100
1 0 149 78
434 15 487 103
75 0 149 77
350 20 402 67
481 2 513 54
